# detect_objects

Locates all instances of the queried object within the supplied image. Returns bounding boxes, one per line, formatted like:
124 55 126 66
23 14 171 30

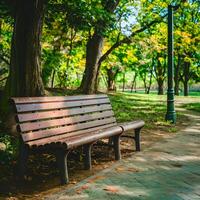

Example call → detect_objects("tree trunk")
183 81 189 96
122 73 125 92
51 69 56 88
146 68 153 94
154 54 166 95
157 79 164 95
0 19 2 41
1 0 45 127
131 73 137 93
174 55 181 95
183 61 190 96
107 68 117 91
5 0 45 97
143 79 147 94
79 0 120 94
80 33 104 94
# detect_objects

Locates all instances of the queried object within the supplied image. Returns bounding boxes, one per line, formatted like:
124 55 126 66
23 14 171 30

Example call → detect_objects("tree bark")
154 54 166 95
5 0 45 97
51 69 56 88
107 68 118 91
183 61 190 96
1 0 45 127
131 72 137 93
79 0 120 94
157 79 164 95
174 55 181 95
122 72 125 92
147 68 153 94
80 33 104 94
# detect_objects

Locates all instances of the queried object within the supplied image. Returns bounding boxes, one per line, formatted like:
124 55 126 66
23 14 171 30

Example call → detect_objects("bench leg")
135 128 141 151
17 143 29 181
113 135 121 160
108 137 113 146
56 150 69 185
83 144 92 170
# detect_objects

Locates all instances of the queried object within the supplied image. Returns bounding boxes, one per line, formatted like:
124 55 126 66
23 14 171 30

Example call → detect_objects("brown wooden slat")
27 123 117 146
65 126 122 148
22 117 116 142
119 120 145 132
19 110 115 132
16 98 110 113
17 104 112 122
12 94 107 104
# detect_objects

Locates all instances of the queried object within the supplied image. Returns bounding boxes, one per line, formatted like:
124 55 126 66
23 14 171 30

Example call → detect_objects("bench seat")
11 94 144 184
119 120 145 132
119 120 145 151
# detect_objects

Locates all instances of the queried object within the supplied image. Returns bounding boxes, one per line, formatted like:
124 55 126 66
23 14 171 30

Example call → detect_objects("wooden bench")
11 94 144 184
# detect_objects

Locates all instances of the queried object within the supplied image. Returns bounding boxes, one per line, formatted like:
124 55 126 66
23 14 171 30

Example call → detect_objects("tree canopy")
0 0 199 101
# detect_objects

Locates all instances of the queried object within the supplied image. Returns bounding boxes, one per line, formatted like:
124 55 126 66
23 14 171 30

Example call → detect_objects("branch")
98 14 167 65
98 0 186 66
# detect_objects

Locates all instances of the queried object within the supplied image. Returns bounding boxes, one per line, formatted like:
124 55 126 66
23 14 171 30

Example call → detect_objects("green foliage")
42 49 64 86
0 133 19 165
0 0 199 94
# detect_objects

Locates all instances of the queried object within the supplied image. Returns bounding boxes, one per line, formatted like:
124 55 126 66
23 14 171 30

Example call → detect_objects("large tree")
79 0 171 94
1 0 45 123
5 0 45 97
80 0 120 94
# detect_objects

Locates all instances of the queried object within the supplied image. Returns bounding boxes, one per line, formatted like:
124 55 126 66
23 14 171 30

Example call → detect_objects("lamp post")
165 5 176 123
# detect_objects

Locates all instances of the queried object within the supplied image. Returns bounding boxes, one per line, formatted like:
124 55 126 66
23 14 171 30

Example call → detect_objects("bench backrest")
11 94 117 147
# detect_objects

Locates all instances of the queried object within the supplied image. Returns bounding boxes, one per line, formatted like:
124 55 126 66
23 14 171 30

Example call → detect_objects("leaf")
127 167 140 172
104 185 120 193
115 166 126 172
87 175 106 183
76 184 89 194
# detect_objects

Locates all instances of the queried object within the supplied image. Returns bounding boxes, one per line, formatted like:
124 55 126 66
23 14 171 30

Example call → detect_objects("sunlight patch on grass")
109 92 189 133
182 103 200 113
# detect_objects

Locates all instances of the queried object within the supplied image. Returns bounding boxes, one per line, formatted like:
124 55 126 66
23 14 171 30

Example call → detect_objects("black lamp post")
165 5 176 123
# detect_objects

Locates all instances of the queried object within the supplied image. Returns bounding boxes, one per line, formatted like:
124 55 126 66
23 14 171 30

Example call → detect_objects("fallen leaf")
76 184 89 194
81 185 89 190
127 167 140 172
87 175 106 183
104 186 120 193
115 167 126 172
70 180 77 184
76 189 82 194
93 160 98 165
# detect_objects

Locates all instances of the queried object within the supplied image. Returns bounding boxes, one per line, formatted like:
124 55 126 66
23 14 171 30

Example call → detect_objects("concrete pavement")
46 111 200 200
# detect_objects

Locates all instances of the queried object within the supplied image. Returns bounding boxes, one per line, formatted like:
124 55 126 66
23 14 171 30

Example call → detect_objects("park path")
46 110 200 200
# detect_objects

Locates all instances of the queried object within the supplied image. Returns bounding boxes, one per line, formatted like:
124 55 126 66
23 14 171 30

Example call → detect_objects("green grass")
124 90 200 97
182 102 200 113
108 92 183 132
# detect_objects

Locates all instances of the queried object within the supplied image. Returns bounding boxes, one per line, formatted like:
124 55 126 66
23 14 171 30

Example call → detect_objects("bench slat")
17 104 112 122
19 110 115 132
15 98 110 113
27 123 117 147
12 94 107 104
65 126 122 149
22 117 116 142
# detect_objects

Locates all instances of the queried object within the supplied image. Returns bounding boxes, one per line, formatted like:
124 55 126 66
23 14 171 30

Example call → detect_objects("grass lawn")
0 89 199 199
109 92 187 132
181 102 200 113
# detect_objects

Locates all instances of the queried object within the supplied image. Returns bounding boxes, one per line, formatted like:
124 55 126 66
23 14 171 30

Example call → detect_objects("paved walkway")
46 111 200 200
